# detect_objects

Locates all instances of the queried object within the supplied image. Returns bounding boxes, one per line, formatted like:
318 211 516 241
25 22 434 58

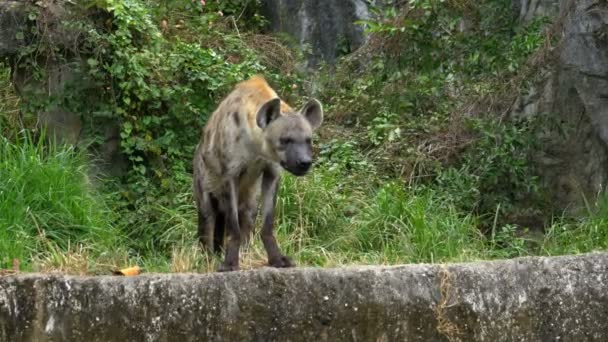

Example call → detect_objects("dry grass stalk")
435 266 463 342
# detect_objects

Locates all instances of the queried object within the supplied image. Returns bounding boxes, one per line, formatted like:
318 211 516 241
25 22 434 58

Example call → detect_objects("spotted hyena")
193 75 323 272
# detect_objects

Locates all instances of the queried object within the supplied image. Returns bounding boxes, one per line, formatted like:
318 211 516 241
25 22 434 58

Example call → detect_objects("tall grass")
2 143 608 274
265 165 608 268
541 196 608 255
0 135 122 270
2 134 607 274
271 170 487 266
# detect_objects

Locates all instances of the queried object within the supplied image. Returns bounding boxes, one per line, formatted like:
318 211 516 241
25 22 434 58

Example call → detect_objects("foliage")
324 0 550 140
8 0 303 257
3 0 608 274
318 0 552 222
317 138 371 173
0 62 21 138
434 116 545 226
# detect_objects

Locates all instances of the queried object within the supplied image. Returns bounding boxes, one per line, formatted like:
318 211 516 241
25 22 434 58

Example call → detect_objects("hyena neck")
257 139 280 166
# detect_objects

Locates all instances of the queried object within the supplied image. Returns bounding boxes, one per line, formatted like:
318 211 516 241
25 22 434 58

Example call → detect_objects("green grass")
0 135 123 271
272 172 487 266
541 202 608 256
272 167 608 267
2 135 608 274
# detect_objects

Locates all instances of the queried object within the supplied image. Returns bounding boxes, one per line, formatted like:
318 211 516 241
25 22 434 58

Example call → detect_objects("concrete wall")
1 253 607 341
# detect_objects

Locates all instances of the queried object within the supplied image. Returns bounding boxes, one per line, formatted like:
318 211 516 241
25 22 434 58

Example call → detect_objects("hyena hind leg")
212 199 225 254
238 194 258 247
197 192 224 255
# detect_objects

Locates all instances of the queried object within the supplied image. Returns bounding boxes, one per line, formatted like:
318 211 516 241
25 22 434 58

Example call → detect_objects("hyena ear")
300 98 324 130
256 98 281 129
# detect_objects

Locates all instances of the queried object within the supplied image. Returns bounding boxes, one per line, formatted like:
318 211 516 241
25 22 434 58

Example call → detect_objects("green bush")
434 117 544 224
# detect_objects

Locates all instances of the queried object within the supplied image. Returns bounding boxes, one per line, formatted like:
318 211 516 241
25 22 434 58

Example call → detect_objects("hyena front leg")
218 179 241 272
261 168 294 268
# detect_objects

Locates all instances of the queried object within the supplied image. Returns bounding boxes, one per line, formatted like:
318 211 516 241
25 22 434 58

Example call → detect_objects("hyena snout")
282 145 314 176
282 159 312 176
296 158 312 171
290 157 312 176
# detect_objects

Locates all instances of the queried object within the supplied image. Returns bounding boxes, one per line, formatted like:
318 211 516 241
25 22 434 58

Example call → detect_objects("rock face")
1 253 608 341
511 0 608 212
513 0 561 23
260 0 371 67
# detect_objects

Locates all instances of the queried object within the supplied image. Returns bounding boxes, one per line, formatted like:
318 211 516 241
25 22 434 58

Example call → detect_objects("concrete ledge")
1 253 607 341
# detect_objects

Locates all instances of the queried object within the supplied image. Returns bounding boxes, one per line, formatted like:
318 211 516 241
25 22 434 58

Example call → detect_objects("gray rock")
1 253 608 341
511 0 608 212
260 0 371 68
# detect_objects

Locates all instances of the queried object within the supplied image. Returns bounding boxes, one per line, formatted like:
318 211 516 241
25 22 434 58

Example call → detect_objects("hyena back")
193 75 323 272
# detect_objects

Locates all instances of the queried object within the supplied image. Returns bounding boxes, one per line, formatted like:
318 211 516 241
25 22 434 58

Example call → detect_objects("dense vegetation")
1 0 607 274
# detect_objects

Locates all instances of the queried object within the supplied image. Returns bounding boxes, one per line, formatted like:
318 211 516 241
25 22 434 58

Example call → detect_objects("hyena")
193 75 323 272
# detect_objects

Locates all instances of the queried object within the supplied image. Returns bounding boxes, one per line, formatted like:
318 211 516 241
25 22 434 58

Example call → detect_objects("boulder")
511 0 608 212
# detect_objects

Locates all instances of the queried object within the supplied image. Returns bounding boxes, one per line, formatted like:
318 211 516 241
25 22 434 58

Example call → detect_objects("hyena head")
256 98 324 176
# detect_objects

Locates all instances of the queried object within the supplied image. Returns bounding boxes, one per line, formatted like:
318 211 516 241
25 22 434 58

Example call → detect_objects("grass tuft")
0 134 122 270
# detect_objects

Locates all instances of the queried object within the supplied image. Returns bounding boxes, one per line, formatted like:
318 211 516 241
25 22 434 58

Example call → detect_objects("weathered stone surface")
260 0 371 67
511 0 608 212
1 253 607 341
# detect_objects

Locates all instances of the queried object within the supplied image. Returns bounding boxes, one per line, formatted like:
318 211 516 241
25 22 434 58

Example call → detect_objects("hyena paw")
217 262 239 272
269 255 295 268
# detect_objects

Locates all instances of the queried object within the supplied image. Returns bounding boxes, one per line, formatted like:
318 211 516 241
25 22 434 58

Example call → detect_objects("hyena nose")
297 159 312 170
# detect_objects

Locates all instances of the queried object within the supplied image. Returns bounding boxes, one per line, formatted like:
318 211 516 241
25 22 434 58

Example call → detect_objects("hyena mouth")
280 161 310 177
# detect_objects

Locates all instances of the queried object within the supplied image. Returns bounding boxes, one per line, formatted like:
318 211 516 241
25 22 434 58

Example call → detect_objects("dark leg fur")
212 200 225 254
238 197 257 246
197 209 210 249
260 169 294 268
217 180 241 272
195 179 214 253
196 188 224 256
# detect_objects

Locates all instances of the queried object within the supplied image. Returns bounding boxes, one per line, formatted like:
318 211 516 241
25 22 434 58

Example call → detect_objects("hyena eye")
280 137 292 145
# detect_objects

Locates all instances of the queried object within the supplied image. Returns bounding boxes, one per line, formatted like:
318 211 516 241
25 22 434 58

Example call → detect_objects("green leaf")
123 122 133 134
